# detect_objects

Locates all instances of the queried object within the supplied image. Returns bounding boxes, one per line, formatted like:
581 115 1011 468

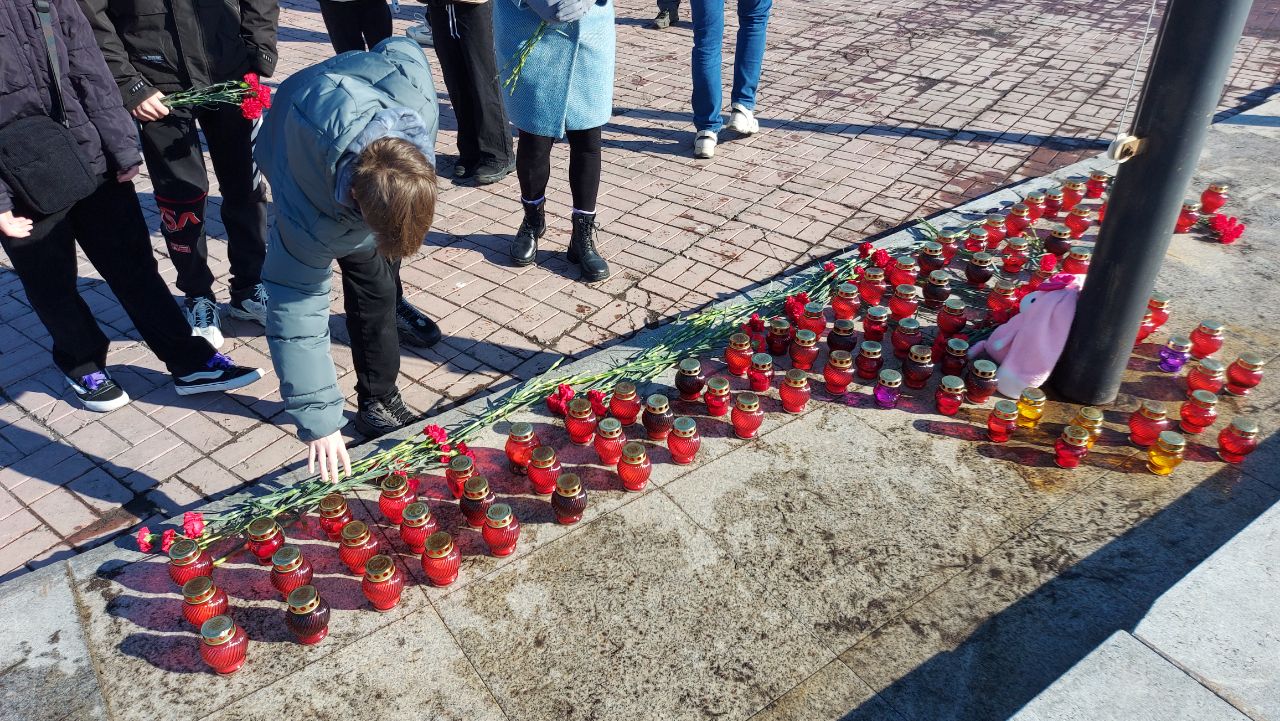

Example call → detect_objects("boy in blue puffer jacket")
255 38 440 480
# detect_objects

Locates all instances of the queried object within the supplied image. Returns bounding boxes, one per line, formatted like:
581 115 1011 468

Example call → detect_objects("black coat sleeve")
58 0 141 169
75 0 153 110
239 0 280 77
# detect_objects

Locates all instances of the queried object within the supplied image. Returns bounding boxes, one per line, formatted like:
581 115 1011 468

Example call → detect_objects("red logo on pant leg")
160 207 202 232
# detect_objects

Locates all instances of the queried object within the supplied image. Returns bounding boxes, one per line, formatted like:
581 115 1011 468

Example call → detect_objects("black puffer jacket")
77 0 279 111
0 0 140 214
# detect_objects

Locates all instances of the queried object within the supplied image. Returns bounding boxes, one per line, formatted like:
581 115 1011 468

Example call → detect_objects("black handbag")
0 0 98 216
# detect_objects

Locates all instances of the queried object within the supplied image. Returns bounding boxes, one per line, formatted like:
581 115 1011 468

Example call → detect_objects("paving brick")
67 468 136 514
30 486 100 537
0 524 60 578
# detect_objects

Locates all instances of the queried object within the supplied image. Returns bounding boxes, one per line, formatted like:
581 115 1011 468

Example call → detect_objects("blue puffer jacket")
254 38 439 441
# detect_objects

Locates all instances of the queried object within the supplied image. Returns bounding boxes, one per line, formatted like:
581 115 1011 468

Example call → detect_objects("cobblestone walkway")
1 0 1278 578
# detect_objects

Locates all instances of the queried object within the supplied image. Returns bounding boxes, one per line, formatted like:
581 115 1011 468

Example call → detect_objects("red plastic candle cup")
317 493 353 540
1225 352 1265 396
828 320 858 356
168 538 213 587
1004 204 1032 237
642 394 675 441
285 585 331 645
594 417 626 463
1135 311 1159 345
704 376 732 416
731 393 765 439
987 400 1019 442
444 455 474 500
767 317 793 357
565 397 599 445
610 382 642 424
790 330 820 371
823 350 855 395
675 358 707 402
748 353 774 393
1179 390 1219 434
780 369 812 414
922 270 951 310
832 283 861 321
399 501 439 555
181 576 229 629
856 341 884 381
918 241 947 274
938 229 964 262
1129 400 1172 447
459 476 496 529
935 375 965 416
1054 425 1092 468
903 345 936 390
1217 418 1260 463
1085 171 1110 199
1062 246 1091 275
982 215 1006 247
938 298 967 337
858 268 889 307
724 333 754 377
890 318 922 361
964 360 999 403
799 302 828 340
362 554 407 611
888 284 920 322
505 422 540 475
887 257 920 288
338 521 380 576
551 473 588 525
422 532 461 587
1147 292 1172 331
1045 225 1073 257
527 446 562 496
1186 358 1226 397
1043 189 1064 220
965 227 989 253
482 504 521 557
617 442 653 491
199 615 249 674
1023 190 1046 221
269 545 313 600
378 473 417 525
668 416 702 464
964 253 995 288
1064 207 1092 240
1002 236 1030 274
245 517 284 566
1189 320 1225 359
1200 183 1228 215
1175 201 1201 233
862 306 890 342
941 337 969 378
1061 177 1086 210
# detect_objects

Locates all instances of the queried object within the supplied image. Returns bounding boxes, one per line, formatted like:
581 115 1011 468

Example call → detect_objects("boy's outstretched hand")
308 431 352 482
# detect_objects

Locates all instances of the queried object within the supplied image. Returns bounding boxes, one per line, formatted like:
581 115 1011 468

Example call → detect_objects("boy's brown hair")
349 137 437 260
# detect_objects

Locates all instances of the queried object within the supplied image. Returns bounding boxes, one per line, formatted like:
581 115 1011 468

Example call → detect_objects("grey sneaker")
227 283 269 326
694 130 717 159
184 295 224 349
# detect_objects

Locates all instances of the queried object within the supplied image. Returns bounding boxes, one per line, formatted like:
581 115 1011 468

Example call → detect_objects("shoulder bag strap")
33 0 69 127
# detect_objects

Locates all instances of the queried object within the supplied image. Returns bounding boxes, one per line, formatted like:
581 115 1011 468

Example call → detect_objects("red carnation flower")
1038 254 1058 273
256 83 272 109
546 384 575 416
182 511 204 540
160 529 177 553
823 261 837 274
422 424 448 445
243 72 260 87
136 526 153 553
240 97 263 120
872 249 892 269
1210 214 1245 244
859 242 874 258
587 389 608 417
457 442 476 460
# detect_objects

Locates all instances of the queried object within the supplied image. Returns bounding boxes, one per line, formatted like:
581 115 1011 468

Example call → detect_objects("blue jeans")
690 0 772 133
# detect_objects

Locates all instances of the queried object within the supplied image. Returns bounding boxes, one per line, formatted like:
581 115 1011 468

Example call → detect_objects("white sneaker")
406 18 434 47
694 130 717 159
226 283 268 326
728 103 759 136
184 295 225 349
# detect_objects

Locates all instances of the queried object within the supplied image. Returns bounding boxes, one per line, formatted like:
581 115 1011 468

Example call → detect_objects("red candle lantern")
551 473 588 525
888 284 920 321
1200 183 1229 215
1064 207 1092 240
1189 320 1225 359
704 376 732 416
459 476 496 528
982 214 1006 247
917 241 947 274
1217 418 1260 463
798 302 828 339
565 397 598 445
832 283 861 321
748 353 774 392
1225 352 1265 395
886 257 919 288
1175 201 1201 233
1043 187 1064 220
642 394 675 441
987 279 1019 322
1147 292 1172 331
168 538 213 587
269 545 313 600
1097 200 1108 225
731 392 765 439
961 227 987 255
399 501 438 555
964 359 999 403
938 298 967 337
790 329 820 370
362 554 406 611
1186 358 1226 396
317 493 353 540
1004 204 1032 237
378 473 416 525
444 455 474 500
964 252 996 287
1135 311 1159 344
504 421 539 475
890 318 922 360
823 350 855 395
862 305 890 342
724 333 754 377
594 417 626 463
986 399 1019 442
199 616 248 675
610 381 642 424
1085 171 1110 199
181 576 229 629
922 270 951 310
857 267 888 307
1001 235 1030 274
766 317 792 357
668 416 702 464
527 446 562 495
421 532 461 587
1129 400 1172 447
675 358 707 401
481 503 522 557
903 345 936 390
1179 390 1219 434
617 442 652 491
935 375 965 416
1026 189 1049 220
938 228 965 262
780 369 812 413
828 319 858 354
1045 225 1073 257
941 337 969 377
1061 177 1087 211
856 341 884 381
338 521 380 575
285 585 331 645
245 517 284 565
1054 425 1092 468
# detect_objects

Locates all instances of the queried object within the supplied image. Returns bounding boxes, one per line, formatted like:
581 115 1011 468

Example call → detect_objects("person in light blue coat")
495 0 613 283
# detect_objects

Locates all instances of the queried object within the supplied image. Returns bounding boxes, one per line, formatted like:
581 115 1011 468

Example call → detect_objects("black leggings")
516 127 602 213
318 0 393 54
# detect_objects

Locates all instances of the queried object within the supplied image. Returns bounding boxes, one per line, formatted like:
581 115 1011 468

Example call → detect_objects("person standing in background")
423 0 514 185
319 0 394 53
78 0 279 348
689 0 771 160
647 0 680 29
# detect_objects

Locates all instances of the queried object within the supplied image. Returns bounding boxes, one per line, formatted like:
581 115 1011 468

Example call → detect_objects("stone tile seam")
415 598 518 721
1128 629 1266 721
65 559 119 721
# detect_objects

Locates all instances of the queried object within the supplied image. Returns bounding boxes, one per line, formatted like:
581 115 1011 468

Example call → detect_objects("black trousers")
338 247 400 402
428 0 512 168
139 103 267 302
319 0 394 53
658 0 680 11
0 179 216 380
516 127 603 212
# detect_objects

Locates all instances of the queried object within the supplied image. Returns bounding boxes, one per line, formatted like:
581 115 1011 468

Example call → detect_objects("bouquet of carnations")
162 73 273 120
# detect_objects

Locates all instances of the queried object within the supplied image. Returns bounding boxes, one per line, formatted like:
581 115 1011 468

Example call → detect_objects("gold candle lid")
1165 335 1192 352
1019 387 1047 405
735 392 761 412
271 545 303 573
318 493 348 518
1228 418 1260 437
769 317 791 334
1156 431 1186 451
927 270 950 286
860 341 882 358
705 376 730 395
940 226 967 241
878 369 902 388
968 227 989 241
750 353 773 370
836 282 858 297
908 345 933 364
866 306 890 322
182 575 216 604
613 381 637 399
970 252 994 267
621 442 648 463
646 394 670 413
1061 425 1091 447
1006 236 1029 250
832 319 856 335
784 369 809 388
1069 206 1092 218
1050 225 1071 238
1189 389 1218 407
364 554 397 582
894 257 918 271
1181 200 1201 212
1207 182 1228 193
992 399 1019 420
401 501 430 527
567 397 593 418
246 517 279 542
804 301 826 316
1067 246 1091 260
729 332 752 350
340 521 370 546
287 584 322 614
946 337 969 356
1025 189 1046 202
897 318 921 334
893 284 918 299
1148 291 1172 309
463 476 491 499
678 358 702 375
985 213 1007 225
448 454 474 475
1234 351 1265 371
940 375 965 394
1196 319 1225 336
1074 406 1104 428
509 421 534 440
555 473 583 497
828 350 853 369
530 445 557 468
993 278 1019 295
972 359 997 378
1139 400 1167 420
1065 175 1088 187
200 615 236 645
1045 186 1064 198
168 538 201 565
943 298 966 316
794 329 817 347
1089 171 1111 182
672 416 698 437
424 531 454 558
921 241 944 256
1195 357 1226 376
862 267 885 282
597 417 623 437
381 473 409 499
1009 203 1030 217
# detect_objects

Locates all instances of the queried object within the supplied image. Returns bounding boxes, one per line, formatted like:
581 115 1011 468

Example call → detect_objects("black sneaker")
396 298 443 348
453 158 477 180
66 370 131 412
474 156 516 186
355 392 419 438
648 9 678 29
174 352 265 395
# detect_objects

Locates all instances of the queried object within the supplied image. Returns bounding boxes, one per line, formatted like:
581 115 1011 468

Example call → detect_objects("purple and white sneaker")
66 370 130 412
174 353 265 395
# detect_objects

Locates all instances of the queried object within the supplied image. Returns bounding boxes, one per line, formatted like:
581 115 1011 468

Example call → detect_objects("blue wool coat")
494 0 615 138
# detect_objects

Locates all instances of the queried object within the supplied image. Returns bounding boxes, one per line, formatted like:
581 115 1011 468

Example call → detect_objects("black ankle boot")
510 201 544 267
567 212 610 282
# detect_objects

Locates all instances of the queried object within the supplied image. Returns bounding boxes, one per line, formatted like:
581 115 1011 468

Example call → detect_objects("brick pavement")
1 0 1278 579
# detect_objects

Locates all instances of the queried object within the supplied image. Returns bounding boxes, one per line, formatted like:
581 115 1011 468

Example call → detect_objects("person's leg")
510 130 554 266
650 0 681 28
731 0 772 110
359 0 394 50
429 2 481 175
336 247 400 404
688 0 726 133
565 127 609 282
197 104 268 308
454 1 513 181
319 0 371 53
138 112 216 300
387 255 442 348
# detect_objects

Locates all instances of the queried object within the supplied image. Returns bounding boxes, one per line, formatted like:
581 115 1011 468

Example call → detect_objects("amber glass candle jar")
505 422 539 475
378 474 417 525
527 446 562 496
823 350 855 395
481 504 522 557
675 358 707 402
565 397 598 445
1217 418 1260 463
888 284 920 321
181 576 229 629
1128 400 1170 447
938 228 965 262
245 517 284 565
890 318 922 361
748 353 774 392
828 319 858 354
874 369 902 409
767 317 793 356
1045 225 1073 256
941 337 969 377
1061 177 1087 210
168 538 213 587
399 501 438 555
318 493 353 540
1053 425 1092 468
922 270 951 310
199 615 248 675
731 393 765 439
858 267 888 307
918 241 947 274
269 545 313 600
1015 388 1047 429
1200 183 1229 214
987 399 1019 442
724 333 754 377
964 253 995 288
1158 336 1193 373
831 282 861 321
594 417 626 464
1175 201 1201 233
362 555 407 611
790 329 820 371
617 442 653 491
668 416 702 464
1225 352 1265 395
938 298 967 337
551 473 588 524
1043 188 1064 219
964 359 998 403
1004 204 1031 237
610 382 642 424
338 521 380 575
443 455 474 500
421 532 461 587
285 585 331 645
1064 207 1092 240
1189 320 1225 359
798 302 828 339
934 375 965 416
1061 246 1091 274
779 369 812 413
862 305 890 342
903 345 935 390
887 257 920 288
856 341 884 381
1179 390 1219 434
1069 406 1105 449
1147 431 1186 475
1186 358 1226 396
459 476 496 528
642 394 675 441
1002 236 1030 274
704 377 732 417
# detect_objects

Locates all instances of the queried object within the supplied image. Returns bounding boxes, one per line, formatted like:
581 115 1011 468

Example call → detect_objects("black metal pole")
1051 0 1255 405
